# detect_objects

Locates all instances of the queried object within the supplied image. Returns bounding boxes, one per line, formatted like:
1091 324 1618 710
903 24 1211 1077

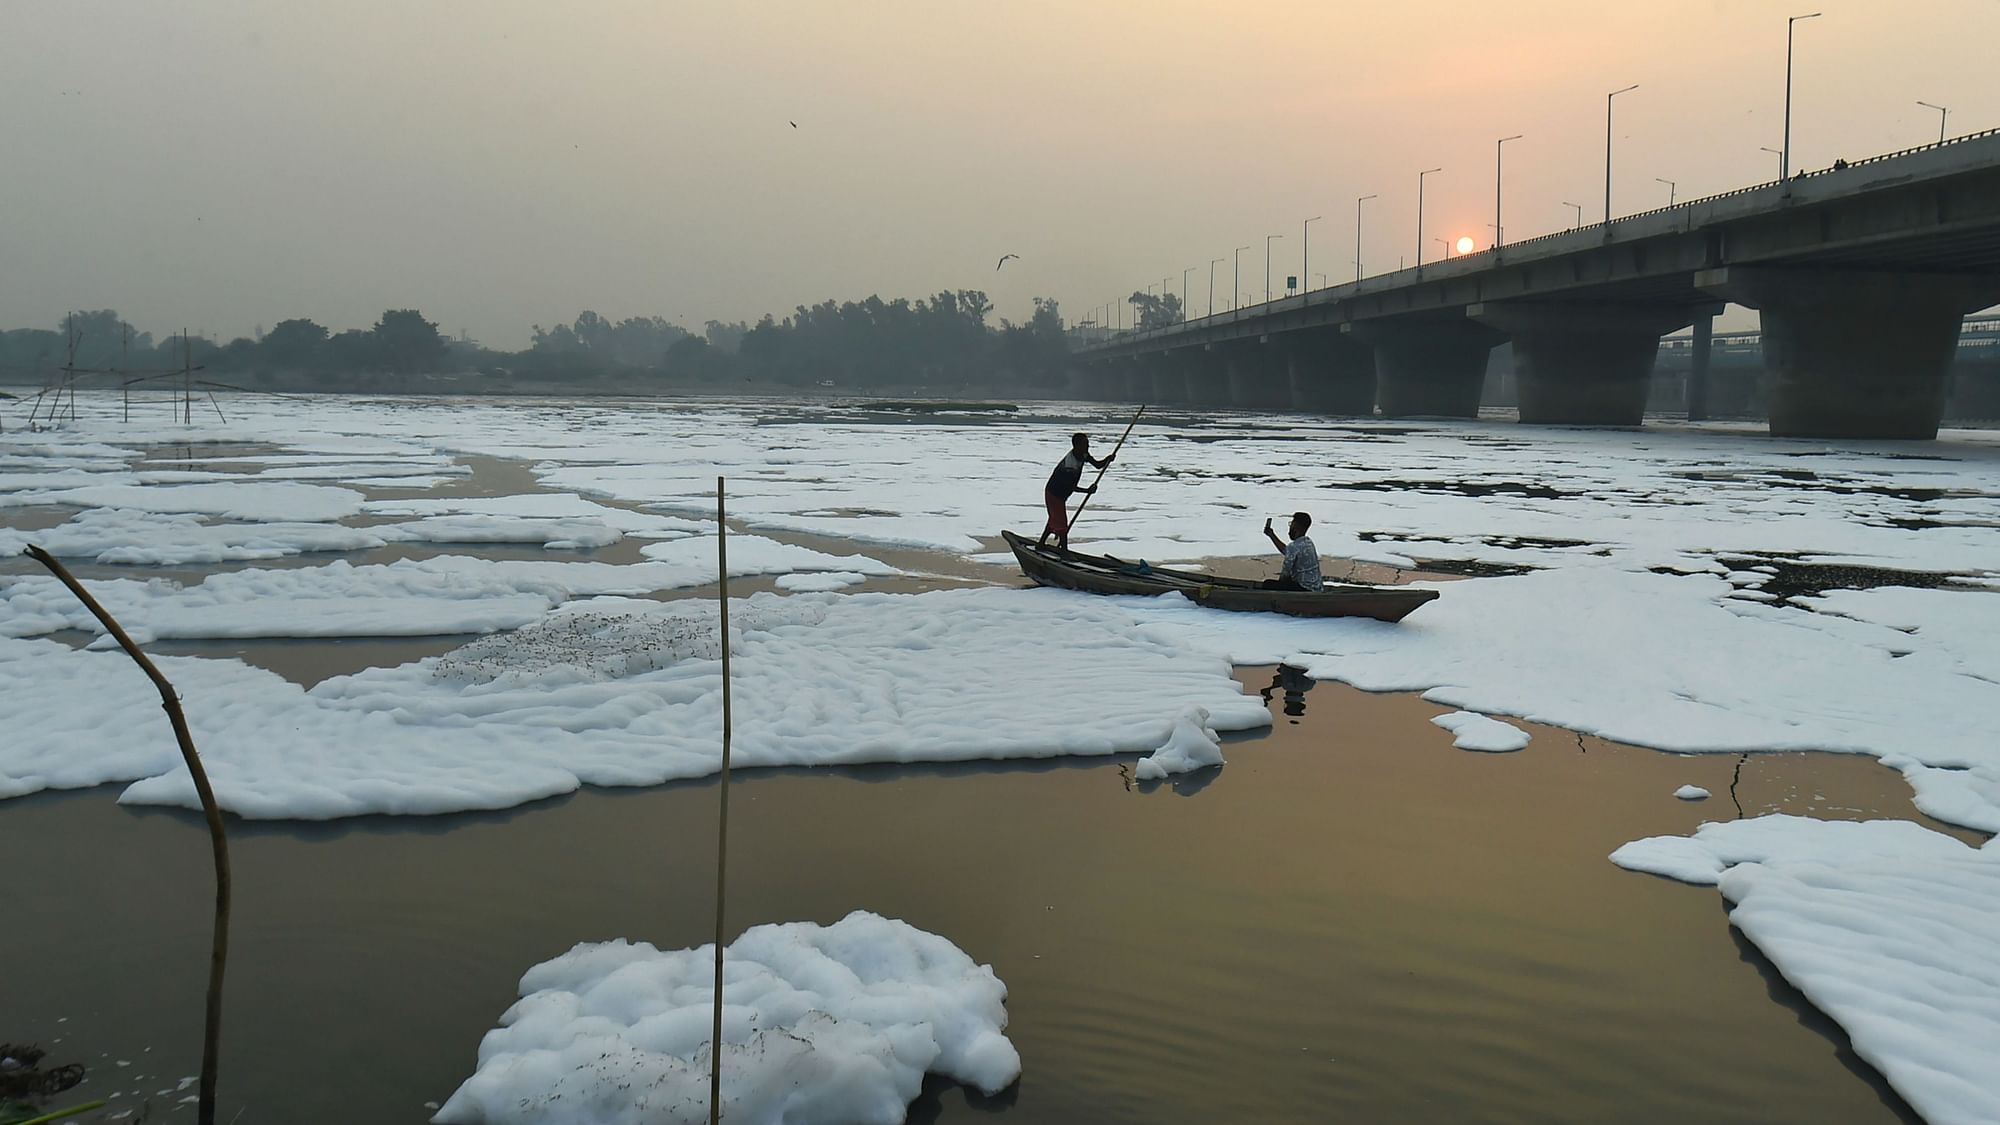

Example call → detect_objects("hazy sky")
4 0 1996 348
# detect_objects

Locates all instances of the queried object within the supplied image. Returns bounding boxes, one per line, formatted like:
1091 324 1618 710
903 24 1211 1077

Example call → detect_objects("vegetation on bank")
0 291 1077 396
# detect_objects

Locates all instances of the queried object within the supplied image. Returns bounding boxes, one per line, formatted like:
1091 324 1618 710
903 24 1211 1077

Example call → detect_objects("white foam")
2 481 363 522
1430 710 1531 753
774 571 869 592
1 508 387 565
1134 707 1224 778
0 539 898 642
0 588 1269 817
433 911 1018 1125
1611 816 2000 1124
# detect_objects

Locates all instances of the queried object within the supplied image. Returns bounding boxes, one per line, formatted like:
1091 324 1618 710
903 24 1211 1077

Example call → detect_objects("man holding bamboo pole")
1036 431 1115 552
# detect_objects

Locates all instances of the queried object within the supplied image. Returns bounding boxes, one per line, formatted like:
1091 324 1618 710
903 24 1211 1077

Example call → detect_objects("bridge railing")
1493 127 2000 253
1081 128 2000 353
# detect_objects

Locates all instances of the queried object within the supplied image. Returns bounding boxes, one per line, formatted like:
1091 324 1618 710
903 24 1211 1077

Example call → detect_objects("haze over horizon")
5 0 1996 348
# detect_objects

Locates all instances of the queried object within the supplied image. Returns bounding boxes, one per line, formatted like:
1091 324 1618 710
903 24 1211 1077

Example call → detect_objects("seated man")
1261 512 1322 591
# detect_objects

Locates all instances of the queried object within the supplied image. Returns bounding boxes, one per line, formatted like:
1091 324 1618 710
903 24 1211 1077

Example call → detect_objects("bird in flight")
995 253 1020 271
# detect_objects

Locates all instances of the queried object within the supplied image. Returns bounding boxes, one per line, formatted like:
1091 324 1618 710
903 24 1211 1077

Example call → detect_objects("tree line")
0 290 1079 394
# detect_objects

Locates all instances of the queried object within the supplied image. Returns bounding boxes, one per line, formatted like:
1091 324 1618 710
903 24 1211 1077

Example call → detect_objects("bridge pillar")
1227 341 1294 410
1468 301 1717 426
1699 267 2000 439
1687 314 1714 422
1079 360 1124 403
1153 357 1190 405
1287 330 1377 414
1186 347 1234 410
1345 319 1502 418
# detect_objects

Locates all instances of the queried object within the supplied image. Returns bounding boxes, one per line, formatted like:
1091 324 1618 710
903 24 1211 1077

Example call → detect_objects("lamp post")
1494 135 1522 247
1783 13 1820 179
1232 245 1250 312
1302 216 1322 293
1917 100 1949 144
1208 257 1225 317
1562 200 1582 229
1354 194 1377 281
1265 233 1283 304
1605 84 1638 223
1655 177 1677 206
1434 237 1451 261
1760 146 1784 180
1183 267 1195 320
1416 167 1441 266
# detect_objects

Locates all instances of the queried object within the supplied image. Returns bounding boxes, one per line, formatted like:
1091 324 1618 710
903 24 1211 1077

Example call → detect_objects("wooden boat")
1001 530 1438 621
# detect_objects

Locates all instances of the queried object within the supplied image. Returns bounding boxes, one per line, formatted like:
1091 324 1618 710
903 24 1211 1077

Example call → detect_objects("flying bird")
995 253 1020 271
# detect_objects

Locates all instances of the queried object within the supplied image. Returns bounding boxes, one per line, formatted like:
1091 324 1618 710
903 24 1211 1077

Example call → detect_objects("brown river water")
2 446 1976 1123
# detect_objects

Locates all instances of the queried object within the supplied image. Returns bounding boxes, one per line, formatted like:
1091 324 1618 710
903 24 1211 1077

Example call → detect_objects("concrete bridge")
1076 130 2000 439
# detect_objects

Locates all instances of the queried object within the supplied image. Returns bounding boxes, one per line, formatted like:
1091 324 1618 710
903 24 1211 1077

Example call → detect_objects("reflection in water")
1258 664 1315 722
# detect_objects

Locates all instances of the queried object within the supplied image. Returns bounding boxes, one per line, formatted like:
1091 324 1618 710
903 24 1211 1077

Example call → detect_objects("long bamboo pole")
708 477 734 1125
1065 405 1145 535
24 546 229 1125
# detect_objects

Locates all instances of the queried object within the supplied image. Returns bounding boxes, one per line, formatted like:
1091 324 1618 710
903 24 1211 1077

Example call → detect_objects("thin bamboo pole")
708 477 734 1125
23 546 229 1125
1065 405 1145 534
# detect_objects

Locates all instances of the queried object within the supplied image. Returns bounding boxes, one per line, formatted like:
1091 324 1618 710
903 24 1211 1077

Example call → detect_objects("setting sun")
1454 235 1476 255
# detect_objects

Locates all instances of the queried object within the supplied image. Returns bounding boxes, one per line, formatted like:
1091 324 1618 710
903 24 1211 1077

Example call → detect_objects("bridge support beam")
1345 320 1502 418
1287 330 1377 414
1699 267 2000 439
1469 301 1717 426
1227 341 1294 410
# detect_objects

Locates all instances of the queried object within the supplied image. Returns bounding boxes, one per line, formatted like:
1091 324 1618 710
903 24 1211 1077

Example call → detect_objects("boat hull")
1001 531 1438 622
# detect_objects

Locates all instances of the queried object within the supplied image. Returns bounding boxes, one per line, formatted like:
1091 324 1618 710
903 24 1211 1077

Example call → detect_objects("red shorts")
1042 492 1069 540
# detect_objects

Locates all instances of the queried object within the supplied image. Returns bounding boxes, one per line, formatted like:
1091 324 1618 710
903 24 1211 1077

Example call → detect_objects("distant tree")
212 336 259 372
326 328 380 372
703 319 749 354
662 335 719 382
1128 291 1183 330
260 318 330 370
370 309 447 373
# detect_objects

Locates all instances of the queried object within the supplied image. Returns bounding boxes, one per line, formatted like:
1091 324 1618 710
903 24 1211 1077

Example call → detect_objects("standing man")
1262 512 1323 591
1038 431 1115 551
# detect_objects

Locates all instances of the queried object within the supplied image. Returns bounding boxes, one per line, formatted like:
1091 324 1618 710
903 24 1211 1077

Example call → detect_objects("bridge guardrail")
1082 128 2000 353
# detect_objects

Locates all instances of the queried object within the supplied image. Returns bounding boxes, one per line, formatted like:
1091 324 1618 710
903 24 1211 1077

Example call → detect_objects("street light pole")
1183 267 1195 320
1494 135 1522 247
1562 201 1582 229
1760 146 1783 180
1917 100 1949 144
1302 216 1322 293
1417 167 1441 266
1233 245 1250 312
1209 257 1224 317
1783 13 1821 179
1605 84 1638 223
1655 177 1677 206
1354 194 1377 281
1265 233 1283 304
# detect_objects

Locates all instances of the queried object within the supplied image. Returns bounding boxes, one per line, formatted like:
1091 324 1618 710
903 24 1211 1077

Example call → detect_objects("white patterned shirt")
1281 536 1323 590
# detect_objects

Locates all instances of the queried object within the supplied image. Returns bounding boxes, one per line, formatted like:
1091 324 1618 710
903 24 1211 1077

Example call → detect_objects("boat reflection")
1258 664 1315 722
